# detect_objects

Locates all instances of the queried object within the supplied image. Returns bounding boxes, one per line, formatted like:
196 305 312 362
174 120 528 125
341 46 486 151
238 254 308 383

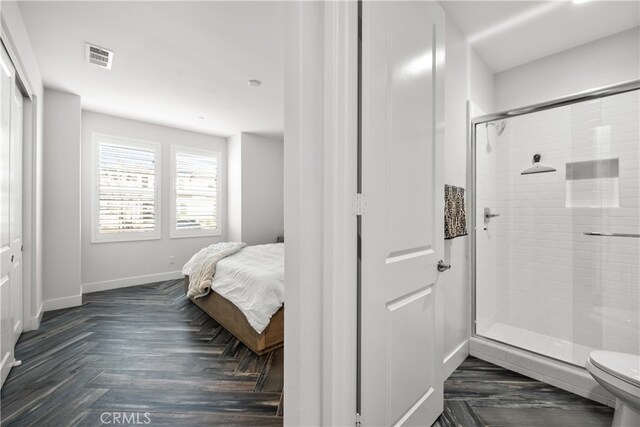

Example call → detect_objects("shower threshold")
481 322 593 367
469 334 616 409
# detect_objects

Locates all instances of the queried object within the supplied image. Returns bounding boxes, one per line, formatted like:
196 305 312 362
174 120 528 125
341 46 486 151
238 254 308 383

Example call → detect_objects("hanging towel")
444 185 467 240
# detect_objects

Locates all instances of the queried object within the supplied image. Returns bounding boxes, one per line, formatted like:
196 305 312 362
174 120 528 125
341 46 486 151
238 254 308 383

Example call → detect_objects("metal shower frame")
468 79 640 348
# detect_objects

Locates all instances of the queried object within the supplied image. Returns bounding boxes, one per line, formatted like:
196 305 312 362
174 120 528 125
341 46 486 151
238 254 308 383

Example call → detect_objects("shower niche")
565 158 620 208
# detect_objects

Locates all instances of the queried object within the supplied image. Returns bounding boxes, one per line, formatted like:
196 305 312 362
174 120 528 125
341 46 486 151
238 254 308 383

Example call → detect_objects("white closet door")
360 1 445 425
0 42 23 387
0 43 16 386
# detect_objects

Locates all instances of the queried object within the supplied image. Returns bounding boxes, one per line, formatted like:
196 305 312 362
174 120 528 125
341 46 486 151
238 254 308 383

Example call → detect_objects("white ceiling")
440 0 640 73
18 1 285 138
18 1 639 137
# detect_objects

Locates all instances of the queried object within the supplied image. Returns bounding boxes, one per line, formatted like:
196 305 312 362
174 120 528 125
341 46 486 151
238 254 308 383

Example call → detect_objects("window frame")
91 133 162 243
170 145 222 239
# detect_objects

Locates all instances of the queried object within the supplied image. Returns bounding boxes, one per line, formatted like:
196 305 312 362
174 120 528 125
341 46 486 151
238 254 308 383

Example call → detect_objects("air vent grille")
85 43 113 69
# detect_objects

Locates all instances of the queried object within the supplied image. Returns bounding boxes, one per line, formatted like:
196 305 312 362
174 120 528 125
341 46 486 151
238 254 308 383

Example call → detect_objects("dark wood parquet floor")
0 279 283 427
434 357 614 427
1 279 615 427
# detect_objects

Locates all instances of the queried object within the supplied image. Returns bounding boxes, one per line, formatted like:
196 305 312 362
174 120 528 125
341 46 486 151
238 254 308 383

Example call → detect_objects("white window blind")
171 147 220 237
92 134 161 242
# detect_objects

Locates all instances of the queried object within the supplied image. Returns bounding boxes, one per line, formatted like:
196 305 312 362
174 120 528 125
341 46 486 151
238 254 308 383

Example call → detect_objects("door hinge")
353 193 366 216
355 412 362 427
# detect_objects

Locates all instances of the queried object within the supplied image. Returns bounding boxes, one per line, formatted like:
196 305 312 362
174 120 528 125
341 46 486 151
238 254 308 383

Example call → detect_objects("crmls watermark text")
100 412 151 425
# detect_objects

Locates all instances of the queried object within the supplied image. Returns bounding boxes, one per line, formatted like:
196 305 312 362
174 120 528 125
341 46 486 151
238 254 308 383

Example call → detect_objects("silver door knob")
437 260 451 272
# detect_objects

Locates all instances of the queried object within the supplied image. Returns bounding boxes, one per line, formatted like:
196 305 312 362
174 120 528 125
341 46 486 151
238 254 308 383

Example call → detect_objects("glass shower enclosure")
471 80 640 368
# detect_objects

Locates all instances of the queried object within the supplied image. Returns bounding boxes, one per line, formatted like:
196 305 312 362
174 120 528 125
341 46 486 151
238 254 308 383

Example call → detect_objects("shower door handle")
437 260 451 272
584 232 640 238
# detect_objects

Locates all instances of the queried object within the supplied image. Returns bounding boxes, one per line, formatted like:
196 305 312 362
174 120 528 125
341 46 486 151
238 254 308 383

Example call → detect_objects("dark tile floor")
0 279 614 426
434 357 614 427
0 280 283 426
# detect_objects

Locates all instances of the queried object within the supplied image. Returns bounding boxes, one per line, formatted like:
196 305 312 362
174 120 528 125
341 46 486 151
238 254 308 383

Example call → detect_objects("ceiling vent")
85 43 113 69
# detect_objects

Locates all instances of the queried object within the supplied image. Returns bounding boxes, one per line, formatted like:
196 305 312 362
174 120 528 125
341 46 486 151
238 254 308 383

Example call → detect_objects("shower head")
521 153 556 175
486 120 507 136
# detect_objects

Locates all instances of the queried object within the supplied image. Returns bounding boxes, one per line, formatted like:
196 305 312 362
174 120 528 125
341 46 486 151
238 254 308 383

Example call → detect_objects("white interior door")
10 68 23 343
0 42 23 387
360 1 445 426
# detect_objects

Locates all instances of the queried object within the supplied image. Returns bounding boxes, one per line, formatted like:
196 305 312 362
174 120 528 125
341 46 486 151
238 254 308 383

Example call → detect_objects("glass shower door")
474 87 640 367
570 90 640 366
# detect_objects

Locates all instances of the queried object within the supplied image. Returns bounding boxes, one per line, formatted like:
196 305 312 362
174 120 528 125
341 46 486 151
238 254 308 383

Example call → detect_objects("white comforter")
183 242 246 299
185 243 284 334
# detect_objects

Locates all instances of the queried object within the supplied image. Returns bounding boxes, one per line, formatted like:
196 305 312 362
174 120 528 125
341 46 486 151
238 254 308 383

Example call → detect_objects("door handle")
11 254 14 263
437 260 451 272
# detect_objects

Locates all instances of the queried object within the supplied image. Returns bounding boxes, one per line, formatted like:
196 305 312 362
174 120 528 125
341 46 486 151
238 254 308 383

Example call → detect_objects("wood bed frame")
184 276 284 355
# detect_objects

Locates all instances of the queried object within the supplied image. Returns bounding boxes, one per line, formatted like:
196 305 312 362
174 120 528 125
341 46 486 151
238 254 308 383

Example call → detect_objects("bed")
183 243 284 355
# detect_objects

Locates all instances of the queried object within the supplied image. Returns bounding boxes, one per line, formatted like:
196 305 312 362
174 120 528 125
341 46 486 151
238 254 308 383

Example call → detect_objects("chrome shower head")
521 153 556 175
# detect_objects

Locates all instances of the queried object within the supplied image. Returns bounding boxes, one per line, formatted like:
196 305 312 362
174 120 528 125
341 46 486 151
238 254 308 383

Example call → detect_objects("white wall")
240 133 284 245
226 132 284 246
1 0 45 327
468 46 495 115
442 15 495 374
42 89 81 308
283 1 324 425
495 27 640 112
80 111 227 290
227 134 242 242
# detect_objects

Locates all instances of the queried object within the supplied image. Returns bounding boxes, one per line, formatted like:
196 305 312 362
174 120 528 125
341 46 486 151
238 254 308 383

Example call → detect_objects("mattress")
209 243 284 334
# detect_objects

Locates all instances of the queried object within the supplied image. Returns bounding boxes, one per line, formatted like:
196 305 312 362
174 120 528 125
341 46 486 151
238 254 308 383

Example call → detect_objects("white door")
10 67 23 343
0 42 23 386
360 1 445 426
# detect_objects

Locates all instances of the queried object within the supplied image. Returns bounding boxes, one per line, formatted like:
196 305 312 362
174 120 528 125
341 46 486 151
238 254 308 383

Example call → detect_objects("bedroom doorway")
2 2 286 420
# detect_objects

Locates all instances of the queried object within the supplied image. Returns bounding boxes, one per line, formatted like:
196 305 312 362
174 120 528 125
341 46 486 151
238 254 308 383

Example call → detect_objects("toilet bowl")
586 351 640 427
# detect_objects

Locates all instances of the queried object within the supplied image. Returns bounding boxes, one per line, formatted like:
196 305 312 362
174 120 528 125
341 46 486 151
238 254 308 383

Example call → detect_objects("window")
170 146 221 238
92 133 161 242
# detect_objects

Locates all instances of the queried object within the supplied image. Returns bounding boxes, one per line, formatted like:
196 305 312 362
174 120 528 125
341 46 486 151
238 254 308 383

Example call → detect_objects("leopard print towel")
444 185 467 240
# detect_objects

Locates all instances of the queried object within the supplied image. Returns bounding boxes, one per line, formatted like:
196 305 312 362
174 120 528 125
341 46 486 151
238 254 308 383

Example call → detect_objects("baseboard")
443 340 469 380
82 270 183 294
43 294 82 312
30 303 44 330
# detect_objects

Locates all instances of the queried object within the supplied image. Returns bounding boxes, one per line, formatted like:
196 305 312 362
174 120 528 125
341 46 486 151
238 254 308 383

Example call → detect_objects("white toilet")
586 351 640 427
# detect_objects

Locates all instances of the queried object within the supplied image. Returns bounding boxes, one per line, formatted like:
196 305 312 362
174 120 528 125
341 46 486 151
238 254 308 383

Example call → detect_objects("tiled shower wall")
476 90 640 366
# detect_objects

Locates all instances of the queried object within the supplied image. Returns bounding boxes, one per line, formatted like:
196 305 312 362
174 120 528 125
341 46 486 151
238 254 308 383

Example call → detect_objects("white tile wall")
475 90 640 368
